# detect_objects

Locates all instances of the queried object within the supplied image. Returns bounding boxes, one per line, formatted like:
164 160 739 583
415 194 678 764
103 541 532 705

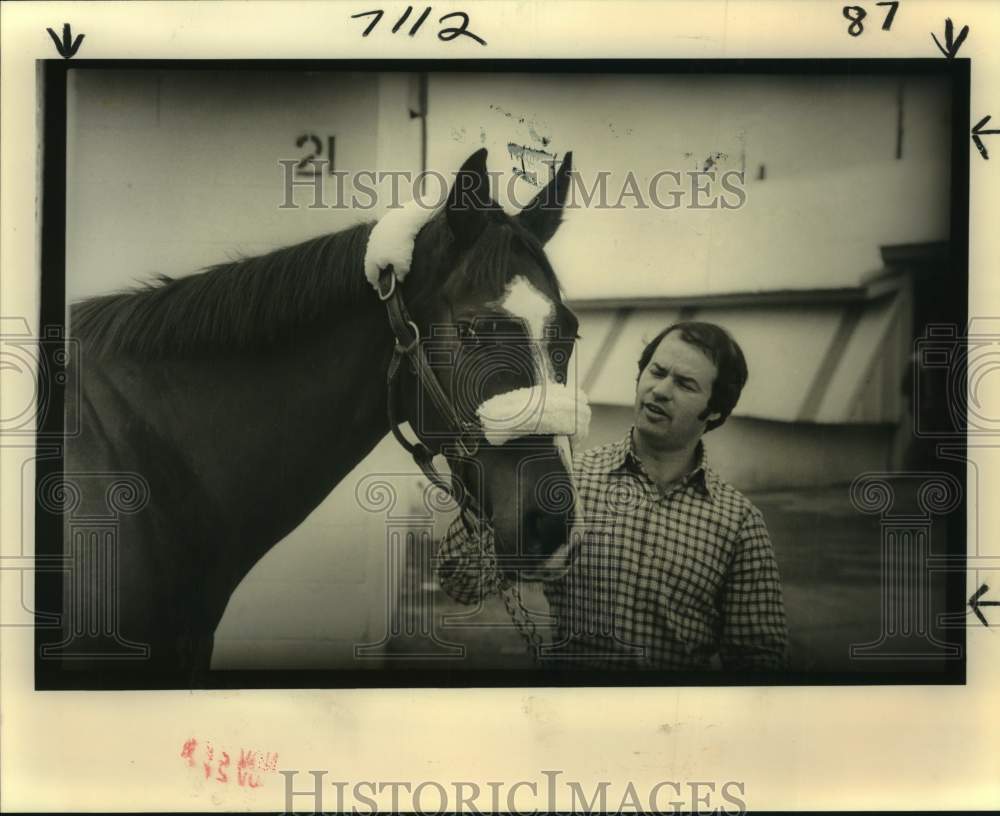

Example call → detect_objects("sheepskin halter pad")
477 384 591 447
364 199 439 290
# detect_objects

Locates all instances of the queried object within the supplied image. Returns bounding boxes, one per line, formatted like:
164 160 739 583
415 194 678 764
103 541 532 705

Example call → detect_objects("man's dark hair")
637 321 748 433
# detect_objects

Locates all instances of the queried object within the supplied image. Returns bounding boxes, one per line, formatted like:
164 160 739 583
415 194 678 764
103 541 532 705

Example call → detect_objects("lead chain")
480 535 545 664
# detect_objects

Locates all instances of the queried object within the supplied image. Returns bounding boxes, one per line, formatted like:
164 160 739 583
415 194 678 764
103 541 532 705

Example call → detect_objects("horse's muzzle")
501 508 579 582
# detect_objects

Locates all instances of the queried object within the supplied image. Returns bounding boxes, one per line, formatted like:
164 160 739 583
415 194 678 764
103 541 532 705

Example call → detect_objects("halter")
368 209 584 662
366 201 589 553
377 264 484 533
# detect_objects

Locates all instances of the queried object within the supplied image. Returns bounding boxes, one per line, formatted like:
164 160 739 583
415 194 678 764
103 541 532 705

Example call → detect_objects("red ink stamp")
180 737 198 768
180 738 278 790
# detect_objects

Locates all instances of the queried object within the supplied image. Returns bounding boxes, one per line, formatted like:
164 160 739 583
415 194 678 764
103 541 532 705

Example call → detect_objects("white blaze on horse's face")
497 275 555 392
498 276 553 354
476 275 591 448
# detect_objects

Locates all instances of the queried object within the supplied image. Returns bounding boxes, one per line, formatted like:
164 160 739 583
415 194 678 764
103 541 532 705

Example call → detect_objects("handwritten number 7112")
352 7 486 45
843 1 899 37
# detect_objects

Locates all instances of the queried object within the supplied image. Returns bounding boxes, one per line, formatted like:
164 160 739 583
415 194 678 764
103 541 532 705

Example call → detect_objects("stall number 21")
295 134 335 176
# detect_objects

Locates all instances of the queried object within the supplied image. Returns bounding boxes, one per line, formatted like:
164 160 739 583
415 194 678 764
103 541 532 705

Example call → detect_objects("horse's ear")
446 148 492 248
517 151 572 245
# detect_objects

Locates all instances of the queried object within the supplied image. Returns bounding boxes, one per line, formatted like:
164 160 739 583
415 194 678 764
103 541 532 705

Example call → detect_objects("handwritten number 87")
843 1 899 37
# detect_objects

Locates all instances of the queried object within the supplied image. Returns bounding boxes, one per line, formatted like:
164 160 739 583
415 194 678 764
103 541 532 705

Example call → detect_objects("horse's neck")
99 305 396 557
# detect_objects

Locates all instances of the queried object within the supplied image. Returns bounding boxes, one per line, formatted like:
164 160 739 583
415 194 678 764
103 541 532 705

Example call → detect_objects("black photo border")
36 57 970 690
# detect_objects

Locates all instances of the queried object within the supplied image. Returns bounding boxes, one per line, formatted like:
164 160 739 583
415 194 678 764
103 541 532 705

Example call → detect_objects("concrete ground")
385 481 961 677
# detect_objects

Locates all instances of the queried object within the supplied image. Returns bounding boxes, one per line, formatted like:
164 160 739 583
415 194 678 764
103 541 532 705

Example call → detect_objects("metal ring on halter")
454 434 479 458
455 421 480 457
395 320 420 354
377 268 396 301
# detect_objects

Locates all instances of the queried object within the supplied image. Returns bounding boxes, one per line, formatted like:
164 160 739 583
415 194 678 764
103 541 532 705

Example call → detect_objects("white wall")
66 70 398 299
425 73 951 299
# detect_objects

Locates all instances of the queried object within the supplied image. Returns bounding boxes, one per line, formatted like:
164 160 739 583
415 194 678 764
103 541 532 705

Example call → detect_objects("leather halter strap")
378 266 482 530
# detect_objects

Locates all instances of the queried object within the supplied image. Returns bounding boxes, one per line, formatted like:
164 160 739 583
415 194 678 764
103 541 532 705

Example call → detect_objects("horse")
42 148 588 685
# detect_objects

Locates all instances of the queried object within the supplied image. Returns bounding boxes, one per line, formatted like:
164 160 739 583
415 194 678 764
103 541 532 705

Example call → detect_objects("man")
437 321 789 671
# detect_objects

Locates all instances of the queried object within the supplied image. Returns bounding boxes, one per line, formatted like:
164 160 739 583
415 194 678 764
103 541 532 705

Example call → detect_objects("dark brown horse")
45 149 584 684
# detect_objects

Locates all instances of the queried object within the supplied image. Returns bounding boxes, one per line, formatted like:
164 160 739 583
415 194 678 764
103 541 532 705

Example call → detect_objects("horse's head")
377 148 586 582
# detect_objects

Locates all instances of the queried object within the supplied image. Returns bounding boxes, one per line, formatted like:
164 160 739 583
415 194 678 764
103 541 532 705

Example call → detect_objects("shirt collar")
608 428 719 502
606 433 633 473
686 440 721 501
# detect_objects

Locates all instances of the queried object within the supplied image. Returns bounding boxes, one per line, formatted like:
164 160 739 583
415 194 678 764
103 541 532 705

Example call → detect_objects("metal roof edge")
567 278 903 311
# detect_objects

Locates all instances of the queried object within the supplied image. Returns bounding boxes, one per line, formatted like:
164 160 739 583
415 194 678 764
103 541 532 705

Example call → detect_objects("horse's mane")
71 221 376 359
70 207 561 360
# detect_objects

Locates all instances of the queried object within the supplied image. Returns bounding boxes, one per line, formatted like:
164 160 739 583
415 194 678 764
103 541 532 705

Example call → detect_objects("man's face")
634 331 720 451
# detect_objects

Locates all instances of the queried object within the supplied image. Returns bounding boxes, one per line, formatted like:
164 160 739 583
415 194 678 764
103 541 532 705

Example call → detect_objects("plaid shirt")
437 430 789 671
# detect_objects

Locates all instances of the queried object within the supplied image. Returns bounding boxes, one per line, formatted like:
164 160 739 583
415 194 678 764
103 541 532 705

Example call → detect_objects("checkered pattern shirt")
437 431 789 671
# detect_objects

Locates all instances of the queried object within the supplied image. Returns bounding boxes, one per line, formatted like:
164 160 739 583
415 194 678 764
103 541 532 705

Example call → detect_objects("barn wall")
573 282 913 423
66 70 403 300
425 72 951 300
